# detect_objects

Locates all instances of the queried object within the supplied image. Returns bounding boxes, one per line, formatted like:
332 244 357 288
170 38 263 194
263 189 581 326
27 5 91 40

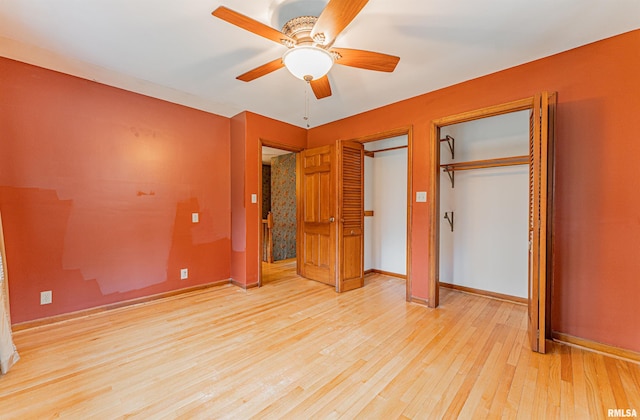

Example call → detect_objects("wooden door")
528 92 555 353
297 141 366 292
337 141 365 292
297 145 336 286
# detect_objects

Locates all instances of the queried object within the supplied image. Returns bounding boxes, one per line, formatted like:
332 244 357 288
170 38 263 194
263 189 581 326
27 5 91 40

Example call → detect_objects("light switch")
416 191 427 202
191 213 199 223
251 194 257 204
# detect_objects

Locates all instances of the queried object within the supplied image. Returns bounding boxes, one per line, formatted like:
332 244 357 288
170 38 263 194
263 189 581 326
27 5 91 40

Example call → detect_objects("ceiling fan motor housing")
282 16 323 46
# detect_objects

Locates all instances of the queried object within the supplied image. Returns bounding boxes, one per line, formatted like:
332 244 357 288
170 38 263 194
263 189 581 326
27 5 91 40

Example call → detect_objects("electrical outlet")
40 290 52 305
180 268 188 280
191 212 199 223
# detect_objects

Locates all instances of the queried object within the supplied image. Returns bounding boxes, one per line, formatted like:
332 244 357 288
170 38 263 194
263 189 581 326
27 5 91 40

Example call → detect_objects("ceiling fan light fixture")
282 46 334 81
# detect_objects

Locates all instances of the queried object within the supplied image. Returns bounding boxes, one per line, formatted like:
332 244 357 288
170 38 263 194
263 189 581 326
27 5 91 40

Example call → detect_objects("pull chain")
304 81 310 128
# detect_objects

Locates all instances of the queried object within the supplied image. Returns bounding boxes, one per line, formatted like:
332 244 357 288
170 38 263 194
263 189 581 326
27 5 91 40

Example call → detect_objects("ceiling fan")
212 0 400 99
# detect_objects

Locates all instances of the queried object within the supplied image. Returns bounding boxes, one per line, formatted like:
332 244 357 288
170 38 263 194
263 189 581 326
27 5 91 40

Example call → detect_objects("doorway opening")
259 142 302 286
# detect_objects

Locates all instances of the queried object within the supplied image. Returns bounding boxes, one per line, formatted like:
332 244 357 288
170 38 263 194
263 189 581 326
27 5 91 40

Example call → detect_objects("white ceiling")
1 0 639 128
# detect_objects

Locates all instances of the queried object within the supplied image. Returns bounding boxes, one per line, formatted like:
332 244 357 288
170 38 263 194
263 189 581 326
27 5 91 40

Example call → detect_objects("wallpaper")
262 164 271 219
271 153 297 261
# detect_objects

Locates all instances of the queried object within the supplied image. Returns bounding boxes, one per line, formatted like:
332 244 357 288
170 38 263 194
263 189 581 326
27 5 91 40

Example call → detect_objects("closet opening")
259 142 302 286
363 137 409 280
438 111 530 304
429 94 555 353
358 128 413 300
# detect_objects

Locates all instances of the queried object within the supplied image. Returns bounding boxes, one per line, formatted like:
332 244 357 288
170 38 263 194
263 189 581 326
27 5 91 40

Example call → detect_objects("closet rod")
366 145 408 155
441 155 528 172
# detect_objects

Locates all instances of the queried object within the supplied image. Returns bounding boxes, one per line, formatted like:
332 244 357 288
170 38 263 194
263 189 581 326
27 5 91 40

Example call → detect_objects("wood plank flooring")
0 260 638 418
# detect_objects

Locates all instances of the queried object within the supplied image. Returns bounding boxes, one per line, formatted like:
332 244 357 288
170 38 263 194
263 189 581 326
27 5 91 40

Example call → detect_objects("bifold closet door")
528 92 556 353
337 141 364 292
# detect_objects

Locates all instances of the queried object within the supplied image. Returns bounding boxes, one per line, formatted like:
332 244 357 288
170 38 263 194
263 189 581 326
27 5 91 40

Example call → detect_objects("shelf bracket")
444 211 454 232
443 167 455 188
440 135 455 160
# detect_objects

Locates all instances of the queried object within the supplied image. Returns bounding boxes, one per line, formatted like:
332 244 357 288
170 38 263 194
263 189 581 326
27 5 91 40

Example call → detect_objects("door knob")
329 217 335 223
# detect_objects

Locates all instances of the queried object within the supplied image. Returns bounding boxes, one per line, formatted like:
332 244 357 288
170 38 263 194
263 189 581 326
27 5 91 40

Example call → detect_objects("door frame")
258 139 304 287
346 126 413 301
428 95 554 351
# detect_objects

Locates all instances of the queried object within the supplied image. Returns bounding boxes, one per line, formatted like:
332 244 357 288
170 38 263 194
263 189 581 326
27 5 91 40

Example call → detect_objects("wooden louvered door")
337 141 365 292
297 145 337 286
528 92 555 353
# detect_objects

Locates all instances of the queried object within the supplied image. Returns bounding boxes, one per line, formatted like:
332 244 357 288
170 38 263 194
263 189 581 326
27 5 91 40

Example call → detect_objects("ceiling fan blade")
332 48 400 72
237 58 285 82
311 0 369 47
212 6 294 46
310 76 332 99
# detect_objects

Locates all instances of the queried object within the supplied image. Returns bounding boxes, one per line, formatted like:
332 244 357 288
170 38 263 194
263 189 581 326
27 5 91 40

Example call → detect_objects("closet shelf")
441 155 528 188
441 155 528 172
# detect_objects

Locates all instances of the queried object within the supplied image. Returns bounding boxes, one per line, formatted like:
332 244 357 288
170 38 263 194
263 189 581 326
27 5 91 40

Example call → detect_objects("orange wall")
0 58 231 324
230 113 247 284
230 111 306 287
308 30 640 352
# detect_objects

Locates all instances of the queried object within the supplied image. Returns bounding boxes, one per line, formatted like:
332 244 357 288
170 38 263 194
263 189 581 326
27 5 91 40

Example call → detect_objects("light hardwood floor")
1 260 638 419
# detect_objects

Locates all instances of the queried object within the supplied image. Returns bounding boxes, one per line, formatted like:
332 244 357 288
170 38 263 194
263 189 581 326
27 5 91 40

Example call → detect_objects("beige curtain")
0 211 19 374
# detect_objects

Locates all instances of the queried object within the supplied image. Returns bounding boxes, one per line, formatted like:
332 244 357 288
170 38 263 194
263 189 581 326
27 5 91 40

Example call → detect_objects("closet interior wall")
364 136 408 277
439 111 529 298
